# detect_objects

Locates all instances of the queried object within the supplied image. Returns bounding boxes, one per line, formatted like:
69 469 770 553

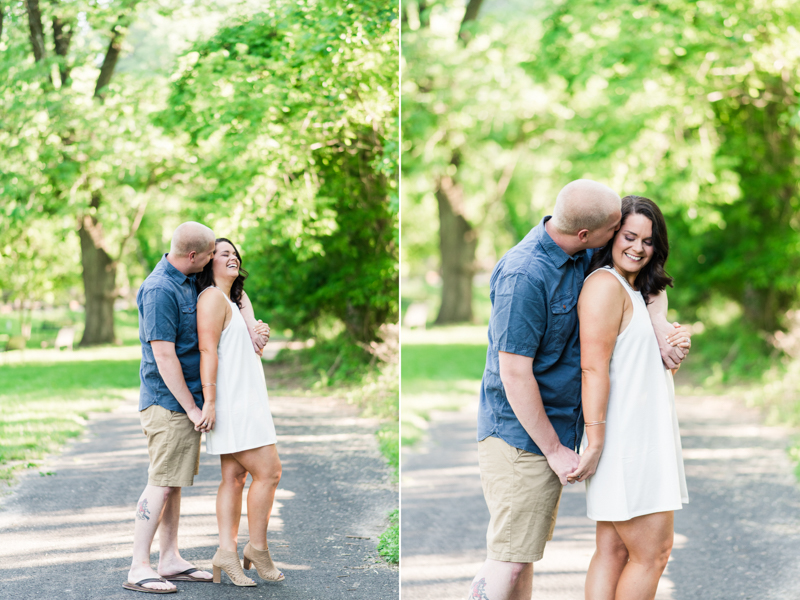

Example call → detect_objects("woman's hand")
250 320 270 355
196 402 216 433
254 320 270 341
666 322 691 350
566 444 603 484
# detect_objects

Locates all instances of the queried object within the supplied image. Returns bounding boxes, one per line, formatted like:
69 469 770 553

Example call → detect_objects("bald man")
467 180 687 600
126 223 267 593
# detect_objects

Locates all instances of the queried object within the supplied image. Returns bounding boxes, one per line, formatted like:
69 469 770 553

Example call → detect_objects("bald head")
169 222 215 257
551 179 621 235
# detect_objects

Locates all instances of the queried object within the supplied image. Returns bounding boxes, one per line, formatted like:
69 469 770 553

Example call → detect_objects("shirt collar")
159 254 195 285
537 216 586 268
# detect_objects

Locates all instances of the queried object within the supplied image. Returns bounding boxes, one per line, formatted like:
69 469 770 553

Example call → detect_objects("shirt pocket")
180 303 198 338
548 294 577 346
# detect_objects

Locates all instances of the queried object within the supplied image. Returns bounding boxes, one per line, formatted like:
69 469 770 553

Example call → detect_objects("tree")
403 0 800 333
402 0 566 323
534 0 800 331
159 0 399 342
0 0 171 344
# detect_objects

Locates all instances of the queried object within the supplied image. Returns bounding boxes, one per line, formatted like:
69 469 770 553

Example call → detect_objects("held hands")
566 445 602 484
658 322 692 370
190 404 215 433
250 319 271 356
544 444 581 486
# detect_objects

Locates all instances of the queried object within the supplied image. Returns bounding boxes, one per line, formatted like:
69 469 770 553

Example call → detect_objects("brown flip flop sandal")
163 567 213 582
122 577 177 594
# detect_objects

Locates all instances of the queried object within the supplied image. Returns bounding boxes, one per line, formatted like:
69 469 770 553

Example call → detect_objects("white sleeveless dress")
200 288 277 455
584 267 688 521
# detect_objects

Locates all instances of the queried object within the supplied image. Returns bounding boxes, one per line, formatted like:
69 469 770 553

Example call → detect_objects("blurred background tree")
401 0 800 383
0 0 398 350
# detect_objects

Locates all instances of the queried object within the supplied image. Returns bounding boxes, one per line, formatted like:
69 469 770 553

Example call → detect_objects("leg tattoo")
136 498 151 521
470 577 489 600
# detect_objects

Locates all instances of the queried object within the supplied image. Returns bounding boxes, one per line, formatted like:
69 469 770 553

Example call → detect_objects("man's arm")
647 289 691 370
150 340 204 427
499 351 580 485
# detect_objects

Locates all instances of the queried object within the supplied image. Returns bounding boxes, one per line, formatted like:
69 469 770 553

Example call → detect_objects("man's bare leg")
467 559 532 600
128 485 175 592
157 486 213 580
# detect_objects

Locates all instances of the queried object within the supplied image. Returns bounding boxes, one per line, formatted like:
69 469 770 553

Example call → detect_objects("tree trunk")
78 202 117 345
435 171 476 324
458 0 483 42
53 15 73 86
23 0 46 62
94 14 129 99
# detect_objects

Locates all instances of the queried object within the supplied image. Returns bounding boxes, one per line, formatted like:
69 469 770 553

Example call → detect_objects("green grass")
0 353 140 483
401 326 488 448
377 423 399 481
377 509 399 564
0 308 141 350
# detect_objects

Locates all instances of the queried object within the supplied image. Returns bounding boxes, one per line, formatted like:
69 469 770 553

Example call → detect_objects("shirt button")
563 304 566 308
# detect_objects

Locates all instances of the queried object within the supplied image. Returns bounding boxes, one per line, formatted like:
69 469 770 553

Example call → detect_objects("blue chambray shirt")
137 254 203 413
477 216 594 455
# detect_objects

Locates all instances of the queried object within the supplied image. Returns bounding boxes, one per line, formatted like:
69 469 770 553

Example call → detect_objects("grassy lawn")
401 325 487 447
0 347 140 484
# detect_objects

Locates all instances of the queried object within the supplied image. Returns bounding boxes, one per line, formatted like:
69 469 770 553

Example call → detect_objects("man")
125 222 267 593
467 180 688 600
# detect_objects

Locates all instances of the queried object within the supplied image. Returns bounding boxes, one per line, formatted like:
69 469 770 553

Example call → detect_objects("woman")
569 196 689 600
196 238 284 587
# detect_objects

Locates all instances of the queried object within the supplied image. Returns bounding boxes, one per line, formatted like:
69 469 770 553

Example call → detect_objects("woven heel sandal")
211 548 256 586
243 542 285 582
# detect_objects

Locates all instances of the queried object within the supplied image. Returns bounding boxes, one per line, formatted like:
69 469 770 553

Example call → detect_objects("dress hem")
205 439 277 456
587 502 685 522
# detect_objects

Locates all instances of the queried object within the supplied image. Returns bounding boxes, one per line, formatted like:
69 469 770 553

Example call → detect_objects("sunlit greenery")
401 0 800 397
0 350 139 482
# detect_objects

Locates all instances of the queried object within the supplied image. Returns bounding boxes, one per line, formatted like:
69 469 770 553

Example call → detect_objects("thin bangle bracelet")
202 383 216 388
585 420 606 427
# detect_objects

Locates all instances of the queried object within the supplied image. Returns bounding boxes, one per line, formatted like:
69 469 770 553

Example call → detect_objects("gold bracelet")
585 420 606 427
202 383 216 388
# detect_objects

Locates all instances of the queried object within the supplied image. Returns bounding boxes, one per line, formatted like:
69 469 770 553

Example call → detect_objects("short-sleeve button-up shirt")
137 254 203 413
477 216 594 455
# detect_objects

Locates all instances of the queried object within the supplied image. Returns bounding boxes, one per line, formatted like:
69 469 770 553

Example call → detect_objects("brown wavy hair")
588 195 673 303
196 238 249 308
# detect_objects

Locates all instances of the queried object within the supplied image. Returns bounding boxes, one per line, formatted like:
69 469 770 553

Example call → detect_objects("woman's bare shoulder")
581 269 626 298
197 287 229 311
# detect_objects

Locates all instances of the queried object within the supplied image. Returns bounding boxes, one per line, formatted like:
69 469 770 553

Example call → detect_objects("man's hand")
186 406 206 431
543 444 581 486
566 444 603 484
195 402 215 433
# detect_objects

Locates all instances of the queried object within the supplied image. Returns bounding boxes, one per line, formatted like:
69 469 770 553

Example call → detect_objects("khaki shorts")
478 435 563 563
140 404 201 487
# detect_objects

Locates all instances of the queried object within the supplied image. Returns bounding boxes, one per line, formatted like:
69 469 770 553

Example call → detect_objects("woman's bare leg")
232 444 282 549
217 454 248 551
612 511 674 600
585 521 629 600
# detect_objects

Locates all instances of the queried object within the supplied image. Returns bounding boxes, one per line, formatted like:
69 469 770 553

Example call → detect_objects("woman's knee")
653 537 673 570
221 470 247 489
258 464 281 488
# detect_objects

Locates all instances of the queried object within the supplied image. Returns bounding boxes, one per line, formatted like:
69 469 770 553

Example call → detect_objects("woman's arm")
240 290 270 354
567 271 626 484
197 289 229 432
647 290 691 370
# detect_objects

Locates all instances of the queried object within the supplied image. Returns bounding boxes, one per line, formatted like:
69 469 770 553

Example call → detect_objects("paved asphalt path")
0 392 398 600
401 393 800 599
